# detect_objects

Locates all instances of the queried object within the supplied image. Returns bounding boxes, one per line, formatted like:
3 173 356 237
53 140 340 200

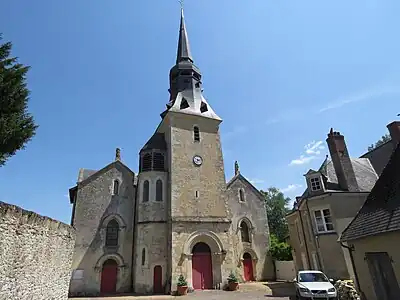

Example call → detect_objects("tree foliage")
269 233 293 261
368 134 391 151
260 187 291 242
0 35 38 166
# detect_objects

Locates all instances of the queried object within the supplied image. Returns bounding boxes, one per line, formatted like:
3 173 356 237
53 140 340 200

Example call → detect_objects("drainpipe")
298 208 312 269
131 174 139 293
305 199 324 272
340 242 362 293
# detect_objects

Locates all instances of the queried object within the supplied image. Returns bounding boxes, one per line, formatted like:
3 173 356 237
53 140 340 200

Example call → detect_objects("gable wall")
69 165 135 296
226 177 274 280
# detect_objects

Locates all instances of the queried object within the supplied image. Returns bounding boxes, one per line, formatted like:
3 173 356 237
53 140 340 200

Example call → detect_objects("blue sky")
1 0 399 224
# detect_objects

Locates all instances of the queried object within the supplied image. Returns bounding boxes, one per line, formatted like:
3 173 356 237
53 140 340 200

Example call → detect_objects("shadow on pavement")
264 282 296 299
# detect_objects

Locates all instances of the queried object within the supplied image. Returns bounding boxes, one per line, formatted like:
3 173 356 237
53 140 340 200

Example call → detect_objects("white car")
294 270 337 299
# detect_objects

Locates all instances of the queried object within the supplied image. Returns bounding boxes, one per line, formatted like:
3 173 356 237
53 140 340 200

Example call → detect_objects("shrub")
227 271 238 283
177 274 188 287
269 234 293 261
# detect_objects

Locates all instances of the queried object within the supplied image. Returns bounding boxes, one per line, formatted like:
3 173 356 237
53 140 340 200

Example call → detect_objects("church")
68 9 273 297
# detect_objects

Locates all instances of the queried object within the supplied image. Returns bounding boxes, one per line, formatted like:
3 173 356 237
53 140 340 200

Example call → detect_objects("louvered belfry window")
153 153 164 171
142 153 152 171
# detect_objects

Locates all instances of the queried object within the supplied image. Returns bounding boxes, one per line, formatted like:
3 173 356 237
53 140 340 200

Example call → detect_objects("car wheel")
295 289 303 300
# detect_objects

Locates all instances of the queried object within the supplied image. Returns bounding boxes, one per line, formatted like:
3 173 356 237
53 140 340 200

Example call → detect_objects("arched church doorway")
153 265 163 294
192 242 213 290
100 259 118 294
243 253 254 281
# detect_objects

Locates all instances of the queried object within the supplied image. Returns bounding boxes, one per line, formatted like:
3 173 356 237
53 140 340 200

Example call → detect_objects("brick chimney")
326 128 359 192
387 121 400 146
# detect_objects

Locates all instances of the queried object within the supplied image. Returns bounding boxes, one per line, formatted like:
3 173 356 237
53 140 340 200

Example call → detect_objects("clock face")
193 155 203 166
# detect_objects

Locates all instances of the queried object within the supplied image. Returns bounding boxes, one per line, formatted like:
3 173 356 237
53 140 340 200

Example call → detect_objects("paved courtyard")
70 282 296 300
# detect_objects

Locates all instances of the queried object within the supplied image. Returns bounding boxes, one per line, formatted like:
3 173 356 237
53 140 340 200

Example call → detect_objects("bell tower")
162 9 229 220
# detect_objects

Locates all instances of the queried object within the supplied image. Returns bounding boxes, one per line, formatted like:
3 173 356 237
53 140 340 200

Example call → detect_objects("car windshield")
299 272 329 282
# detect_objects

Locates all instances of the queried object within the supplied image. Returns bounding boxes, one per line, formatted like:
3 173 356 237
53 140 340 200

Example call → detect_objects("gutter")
131 174 139 293
298 208 312 269
305 199 324 272
340 242 362 293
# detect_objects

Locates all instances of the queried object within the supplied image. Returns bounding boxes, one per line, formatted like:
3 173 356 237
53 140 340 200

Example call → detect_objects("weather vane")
179 0 184 9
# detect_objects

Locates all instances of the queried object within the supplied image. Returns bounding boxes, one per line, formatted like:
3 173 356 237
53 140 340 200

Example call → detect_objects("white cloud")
289 155 317 166
265 84 400 126
289 140 326 166
281 184 303 193
318 85 400 113
249 178 265 185
305 140 325 155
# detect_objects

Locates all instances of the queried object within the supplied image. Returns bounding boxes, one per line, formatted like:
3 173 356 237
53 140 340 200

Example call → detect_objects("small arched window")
141 248 146 266
106 219 119 247
113 180 119 195
240 221 250 243
143 180 150 202
193 126 200 142
156 179 163 202
239 189 245 202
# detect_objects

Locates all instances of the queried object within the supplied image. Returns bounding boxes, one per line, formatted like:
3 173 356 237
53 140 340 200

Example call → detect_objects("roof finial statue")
115 148 121 161
234 160 240 175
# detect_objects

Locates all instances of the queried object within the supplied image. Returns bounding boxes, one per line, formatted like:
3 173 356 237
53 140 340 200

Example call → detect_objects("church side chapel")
68 9 273 297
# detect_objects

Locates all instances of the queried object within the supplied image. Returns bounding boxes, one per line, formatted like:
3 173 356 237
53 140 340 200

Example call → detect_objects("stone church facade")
68 10 274 297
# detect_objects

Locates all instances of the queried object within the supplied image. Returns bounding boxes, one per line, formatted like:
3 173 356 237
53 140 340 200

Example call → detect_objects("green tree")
0 35 38 167
269 233 293 261
260 187 291 242
368 134 391 151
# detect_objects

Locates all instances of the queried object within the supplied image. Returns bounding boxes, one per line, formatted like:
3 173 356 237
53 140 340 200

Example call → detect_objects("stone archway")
192 242 213 290
100 259 118 294
183 230 225 289
243 253 255 281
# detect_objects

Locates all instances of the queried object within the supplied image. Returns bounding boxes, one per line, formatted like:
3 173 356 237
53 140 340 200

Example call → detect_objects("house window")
310 177 322 191
143 180 150 202
239 189 245 202
113 180 119 195
105 219 119 247
141 248 146 266
314 209 334 233
240 221 250 243
193 126 200 142
156 179 163 202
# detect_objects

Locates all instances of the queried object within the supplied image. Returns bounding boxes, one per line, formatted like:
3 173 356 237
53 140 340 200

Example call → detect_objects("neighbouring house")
286 121 400 281
340 136 400 300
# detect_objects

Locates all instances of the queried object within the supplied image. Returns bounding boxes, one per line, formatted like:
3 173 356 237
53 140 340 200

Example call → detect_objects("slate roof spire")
160 8 221 121
176 8 193 64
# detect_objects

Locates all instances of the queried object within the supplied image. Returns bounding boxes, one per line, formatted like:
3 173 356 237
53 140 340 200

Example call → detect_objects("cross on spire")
179 0 184 9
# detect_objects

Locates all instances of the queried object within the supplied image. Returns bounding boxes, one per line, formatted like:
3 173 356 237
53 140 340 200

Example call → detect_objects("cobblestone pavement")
70 282 296 300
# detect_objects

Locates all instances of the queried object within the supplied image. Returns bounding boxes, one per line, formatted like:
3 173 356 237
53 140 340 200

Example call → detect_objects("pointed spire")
176 8 193 64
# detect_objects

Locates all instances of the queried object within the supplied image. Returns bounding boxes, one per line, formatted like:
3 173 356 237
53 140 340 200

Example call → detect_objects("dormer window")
180 98 189 109
310 177 322 191
200 102 208 113
193 126 200 142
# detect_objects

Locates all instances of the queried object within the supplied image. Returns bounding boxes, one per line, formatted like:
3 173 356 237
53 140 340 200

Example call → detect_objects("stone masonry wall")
0 201 76 300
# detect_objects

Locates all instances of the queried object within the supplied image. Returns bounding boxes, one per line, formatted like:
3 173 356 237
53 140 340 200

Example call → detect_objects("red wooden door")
100 259 118 294
153 265 163 294
243 253 254 281
192 253 213 289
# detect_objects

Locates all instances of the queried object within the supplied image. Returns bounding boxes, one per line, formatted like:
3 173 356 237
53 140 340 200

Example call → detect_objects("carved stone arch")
183 230 224 255
237 217 254 233
95 253 126 271
101 214 126 229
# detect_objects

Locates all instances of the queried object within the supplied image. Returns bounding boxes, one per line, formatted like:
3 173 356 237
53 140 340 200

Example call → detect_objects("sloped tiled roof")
341 143 400 241
301 157 378 198
360 140 394 175
140 133 167 152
